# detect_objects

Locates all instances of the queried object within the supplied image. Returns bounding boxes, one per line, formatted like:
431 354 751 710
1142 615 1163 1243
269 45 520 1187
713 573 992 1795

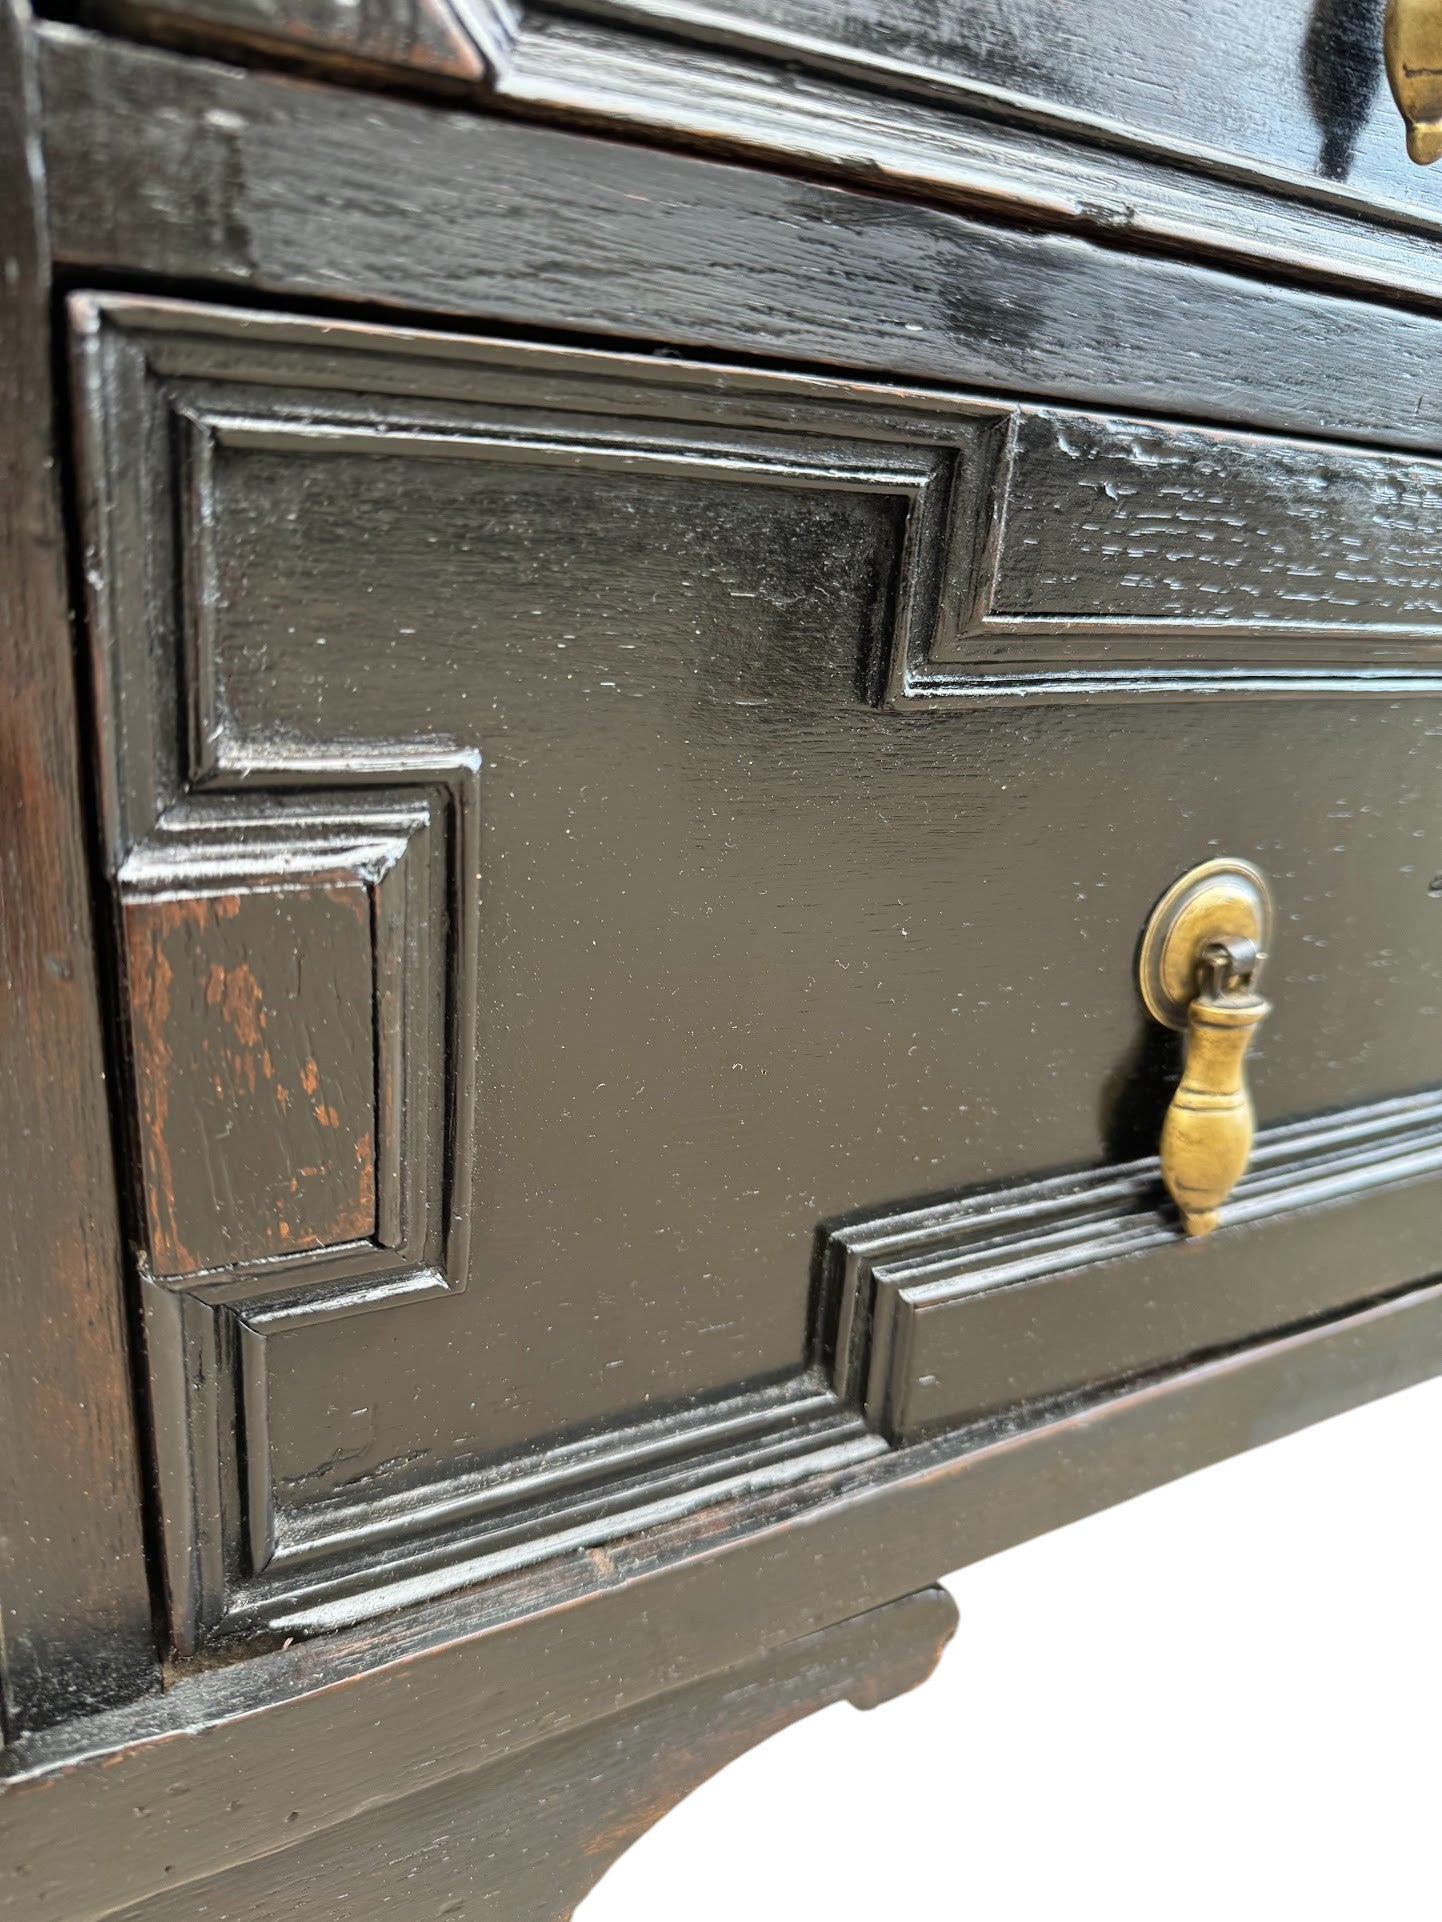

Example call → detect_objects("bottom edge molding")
824 1087 1442 1439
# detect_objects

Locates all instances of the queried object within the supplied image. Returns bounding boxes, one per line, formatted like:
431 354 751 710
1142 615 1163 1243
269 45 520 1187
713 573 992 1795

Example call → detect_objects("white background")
582 1374 1442 1921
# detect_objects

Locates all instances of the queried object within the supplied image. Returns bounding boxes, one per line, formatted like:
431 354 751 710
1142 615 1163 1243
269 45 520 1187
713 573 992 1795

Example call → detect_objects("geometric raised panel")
126 876 377 1275
121 803 432 1281
888 408 1442 701
69 291 1442 1654
820 1090 1442 1441
73 293 931 1647
936 409 1442 664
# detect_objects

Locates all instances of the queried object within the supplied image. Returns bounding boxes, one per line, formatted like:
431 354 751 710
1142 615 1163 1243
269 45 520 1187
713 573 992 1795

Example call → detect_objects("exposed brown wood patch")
125 881 377 1277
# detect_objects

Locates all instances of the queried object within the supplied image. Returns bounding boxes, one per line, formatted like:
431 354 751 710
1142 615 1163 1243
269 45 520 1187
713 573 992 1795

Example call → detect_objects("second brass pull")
1386 0 1442 164
1138 861 1274 1238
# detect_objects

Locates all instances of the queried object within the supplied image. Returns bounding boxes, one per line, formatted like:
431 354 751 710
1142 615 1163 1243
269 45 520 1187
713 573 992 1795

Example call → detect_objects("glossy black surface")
6 0 1442 1913
571 0 1431 207
68 297 1442 1649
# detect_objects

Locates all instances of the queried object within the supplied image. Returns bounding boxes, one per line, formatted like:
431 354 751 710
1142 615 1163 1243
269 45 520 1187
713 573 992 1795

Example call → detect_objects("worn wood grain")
67 0 1442 325
93 1588 956 1922
489 14 1442 321
69 0 1442 242
985 409 1442 641
896 401 1442 679
124 882 377 1276
0 0 156 1736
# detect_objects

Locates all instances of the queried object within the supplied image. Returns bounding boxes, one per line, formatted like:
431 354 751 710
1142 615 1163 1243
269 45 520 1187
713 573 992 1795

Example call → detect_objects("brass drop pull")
1386 0 1442 164
1138 860 1273 1238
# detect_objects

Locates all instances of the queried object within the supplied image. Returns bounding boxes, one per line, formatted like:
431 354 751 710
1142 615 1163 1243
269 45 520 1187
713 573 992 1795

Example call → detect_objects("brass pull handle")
1386 0 1442 164
1138 860 1273 1238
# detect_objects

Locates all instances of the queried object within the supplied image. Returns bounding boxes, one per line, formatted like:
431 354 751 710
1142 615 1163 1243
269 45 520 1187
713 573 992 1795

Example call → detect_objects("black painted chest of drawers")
4 0 1442 1913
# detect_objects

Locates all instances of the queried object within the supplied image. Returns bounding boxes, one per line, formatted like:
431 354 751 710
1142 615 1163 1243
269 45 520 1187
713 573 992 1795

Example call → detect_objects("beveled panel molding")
893 408 1442 701
73 292 935 1645
120 798 436 1293
939 410 1442 662
72 291 1442 1652
823 1090 1442 1439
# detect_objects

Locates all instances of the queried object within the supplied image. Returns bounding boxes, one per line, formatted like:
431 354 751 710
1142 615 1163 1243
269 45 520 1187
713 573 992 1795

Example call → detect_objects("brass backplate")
1138 858 1273 1032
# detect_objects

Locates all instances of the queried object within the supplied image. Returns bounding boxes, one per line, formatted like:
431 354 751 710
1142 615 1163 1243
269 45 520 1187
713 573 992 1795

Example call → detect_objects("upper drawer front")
575 0 1433 214
73 294 1442 1646
72 0 1440 229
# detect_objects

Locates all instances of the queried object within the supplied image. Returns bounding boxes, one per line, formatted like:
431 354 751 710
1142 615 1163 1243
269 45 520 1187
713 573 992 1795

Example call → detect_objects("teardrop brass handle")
1386 0 1442 164
1138 860 1273 1237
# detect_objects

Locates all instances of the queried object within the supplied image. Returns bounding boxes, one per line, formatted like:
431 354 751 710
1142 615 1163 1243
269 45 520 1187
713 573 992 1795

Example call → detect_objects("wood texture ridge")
825 1091 1442 1438
486 9 1442 314
58 0 1442 322
954 410 1442 653
512 0 1442 221
0 1590 956 1922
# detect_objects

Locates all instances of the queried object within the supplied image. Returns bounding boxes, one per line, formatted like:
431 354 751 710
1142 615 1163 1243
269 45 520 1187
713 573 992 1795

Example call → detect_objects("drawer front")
73 294 1442 1645
568 0 1429 214
81 0 1436 226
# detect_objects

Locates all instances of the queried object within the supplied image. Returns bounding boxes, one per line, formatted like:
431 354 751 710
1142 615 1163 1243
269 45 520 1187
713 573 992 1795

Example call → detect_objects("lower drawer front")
72 292 1442 1641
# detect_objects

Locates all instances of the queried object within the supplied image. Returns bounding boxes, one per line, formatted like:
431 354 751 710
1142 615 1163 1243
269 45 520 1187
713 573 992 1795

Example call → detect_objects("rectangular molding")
72 290 949 1645
121 803 432 1286
823 1091 1442 1439
936 410 1442 666
70 291 1442 1651
233 1350 882 1628
891 409 1442 701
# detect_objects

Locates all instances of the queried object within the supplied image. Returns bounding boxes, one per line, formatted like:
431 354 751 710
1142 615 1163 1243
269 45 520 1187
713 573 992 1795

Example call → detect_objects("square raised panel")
120 800 438 1291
